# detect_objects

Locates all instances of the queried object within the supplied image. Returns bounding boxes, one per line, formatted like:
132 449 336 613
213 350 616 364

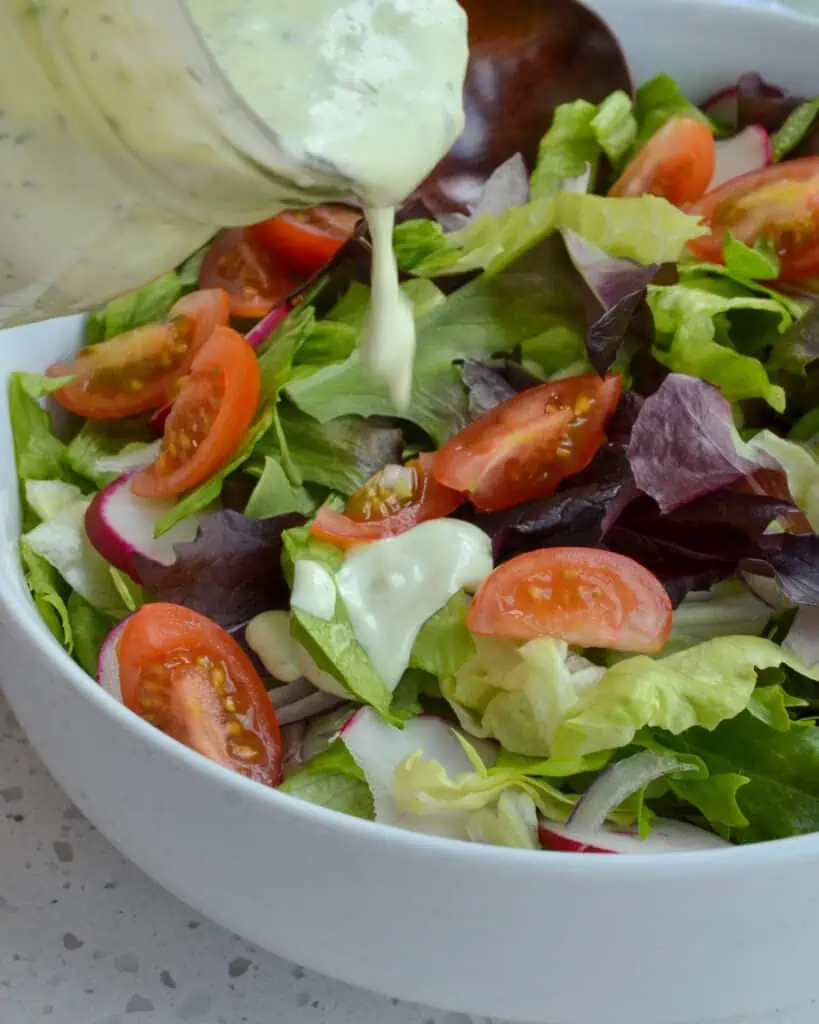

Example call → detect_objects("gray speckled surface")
0 693 493 1024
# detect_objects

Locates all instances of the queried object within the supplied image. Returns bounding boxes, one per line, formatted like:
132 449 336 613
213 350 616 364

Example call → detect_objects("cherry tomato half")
47 289 230 420
117 603 282 785
131 326 260 499
609 117 716 206
249 204 361 277
467 548 673 654
311 453 462 548
199 228 298 319
687 157 819 280
433 374 623 513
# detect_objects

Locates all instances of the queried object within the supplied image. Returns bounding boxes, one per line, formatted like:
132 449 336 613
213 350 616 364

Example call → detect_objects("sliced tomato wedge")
199 228 299 319
467 548 673 653
130 326 259 499
249 204 361 277
687 158 819 280
311 453 462 548
609 117 716 205
117 603 282 785
434 374 622 513
47 288 230 420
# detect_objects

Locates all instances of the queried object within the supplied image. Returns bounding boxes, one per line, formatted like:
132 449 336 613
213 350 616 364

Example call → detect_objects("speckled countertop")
0 693 492 1024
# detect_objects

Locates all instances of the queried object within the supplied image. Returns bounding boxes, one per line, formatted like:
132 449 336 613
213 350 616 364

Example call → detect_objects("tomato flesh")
117 604 282 785
249 204 361 277
609 117 716 205
311 453 462 548
467 547 672 653
131 325 260 499
199 228 299 318
687 158 819 281
434 374 622 513
47 288 230 420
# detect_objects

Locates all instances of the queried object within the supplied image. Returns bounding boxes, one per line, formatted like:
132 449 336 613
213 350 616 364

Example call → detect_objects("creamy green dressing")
187 0 468 405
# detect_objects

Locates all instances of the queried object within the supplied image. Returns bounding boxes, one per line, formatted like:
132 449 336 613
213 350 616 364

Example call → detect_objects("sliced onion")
567 751 693 835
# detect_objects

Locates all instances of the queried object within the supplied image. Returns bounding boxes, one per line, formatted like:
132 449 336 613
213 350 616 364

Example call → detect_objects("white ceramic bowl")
3 3 819 1022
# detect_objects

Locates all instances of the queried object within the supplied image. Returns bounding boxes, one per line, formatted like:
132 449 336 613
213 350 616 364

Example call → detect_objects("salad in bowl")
12 7 819 860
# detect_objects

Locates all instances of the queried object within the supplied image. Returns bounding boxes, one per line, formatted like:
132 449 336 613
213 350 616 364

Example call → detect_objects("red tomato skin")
434 374 622 512
609 117 716 205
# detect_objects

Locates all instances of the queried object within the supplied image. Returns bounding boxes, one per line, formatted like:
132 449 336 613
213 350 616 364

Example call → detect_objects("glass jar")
0 0 357 326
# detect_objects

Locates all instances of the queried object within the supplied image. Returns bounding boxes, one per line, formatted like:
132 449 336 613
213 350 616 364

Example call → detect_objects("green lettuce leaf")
530 92 637 199
68 592 115 677
244 456 316 518
771 98 819 161
20 541 72 650
647 279 792 410
633 73 714 149
280 740 374 819
154 405 274 537
282 526 396 721
409 591 475 679
249 401 403 495
9 372 70 484
442 636 606 756
723 233 781 281
84 271 183 345
664 582 773 656
65 420 157 489
551 636 818 760
745 430 819 531
662 713 819 842
22 496 130 619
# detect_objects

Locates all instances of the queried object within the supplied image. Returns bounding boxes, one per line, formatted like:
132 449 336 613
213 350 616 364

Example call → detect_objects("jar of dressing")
0 0 468 330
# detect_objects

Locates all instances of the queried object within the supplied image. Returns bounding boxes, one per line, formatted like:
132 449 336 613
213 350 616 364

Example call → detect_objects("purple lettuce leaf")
468 445 633 562
627 374 763 514
459 357 543 420
135 510 305 630
743 534 819 606
563 229 659 374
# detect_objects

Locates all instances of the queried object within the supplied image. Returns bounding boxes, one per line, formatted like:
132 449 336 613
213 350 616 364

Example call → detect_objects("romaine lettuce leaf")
67 592 115 677
409 591 475 679
664 582 773 655
9 373 71 485
20 541 72 650
745 430 819 531
66 421 158 490
530 92 637 199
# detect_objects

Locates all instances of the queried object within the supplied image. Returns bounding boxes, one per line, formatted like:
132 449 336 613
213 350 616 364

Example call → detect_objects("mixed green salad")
13 59 819 855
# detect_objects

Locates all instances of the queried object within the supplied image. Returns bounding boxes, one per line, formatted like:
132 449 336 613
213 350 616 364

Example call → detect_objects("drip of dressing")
186 0 468 407
335 520 493 689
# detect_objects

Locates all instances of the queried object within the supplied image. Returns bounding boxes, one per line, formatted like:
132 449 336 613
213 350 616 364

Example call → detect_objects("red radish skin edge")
539 819 732 855
709 125 771 190
96 619 129 702
245 299 291 350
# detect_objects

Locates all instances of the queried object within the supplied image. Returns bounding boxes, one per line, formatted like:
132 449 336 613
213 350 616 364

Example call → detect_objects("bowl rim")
6 0 819 878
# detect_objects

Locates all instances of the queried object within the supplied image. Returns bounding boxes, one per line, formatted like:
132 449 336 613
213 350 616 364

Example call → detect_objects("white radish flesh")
709 126 771 190
96 619 129 702
85 472 203 582
539 818 731 854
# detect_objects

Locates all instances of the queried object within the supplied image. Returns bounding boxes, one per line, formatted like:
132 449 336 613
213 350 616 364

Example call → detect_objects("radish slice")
709 125 771 190
701 75 784 129
539 818 731 854
340 709 494 839
567 751 692 835
96 619 129 702
84 472 204 583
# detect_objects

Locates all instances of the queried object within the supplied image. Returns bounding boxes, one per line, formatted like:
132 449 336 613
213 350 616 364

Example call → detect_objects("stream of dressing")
186 0 469 408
